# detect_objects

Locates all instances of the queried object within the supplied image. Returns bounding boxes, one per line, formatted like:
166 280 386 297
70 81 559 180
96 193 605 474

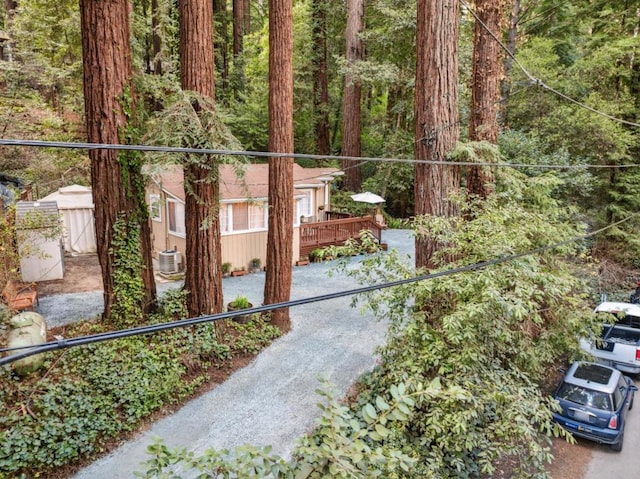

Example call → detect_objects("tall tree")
243 0 251 34
233 0 244 57
79 0 156 320
178 0 224 317
151 0 162 75
213 0 229 86
312 0 330 155
414 0 460 269
467 0 504 198
500 0 520 125
341 0 364 191
264 0 294 331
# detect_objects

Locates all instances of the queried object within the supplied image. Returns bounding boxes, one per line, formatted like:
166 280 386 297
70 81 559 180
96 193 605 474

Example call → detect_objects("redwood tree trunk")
233 0 244 57
243 0 251 34
152 0 162 75
213 0 229 85
467 0 503 198
80 0 156 320
414 0 460 269
179 0 224 317
312 0 330 156
500 0 520 126
341 0 364 192
264 0 294 331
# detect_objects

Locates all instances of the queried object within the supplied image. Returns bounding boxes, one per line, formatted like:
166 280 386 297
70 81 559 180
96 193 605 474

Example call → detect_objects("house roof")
152 164 342 202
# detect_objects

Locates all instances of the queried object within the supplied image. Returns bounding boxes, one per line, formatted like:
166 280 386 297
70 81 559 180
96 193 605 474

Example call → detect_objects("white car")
580 302 640 374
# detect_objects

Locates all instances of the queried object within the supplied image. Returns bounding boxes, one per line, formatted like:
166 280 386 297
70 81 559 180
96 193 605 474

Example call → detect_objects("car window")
614 377 626 410
557 383 612 411
607 312 640 328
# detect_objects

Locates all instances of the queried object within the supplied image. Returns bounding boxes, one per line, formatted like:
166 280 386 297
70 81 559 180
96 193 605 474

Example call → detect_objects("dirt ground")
547 437 592 478
37 254 103 296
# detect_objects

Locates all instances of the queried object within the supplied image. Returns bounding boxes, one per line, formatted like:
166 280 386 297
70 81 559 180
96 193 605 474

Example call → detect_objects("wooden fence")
299 216 382 258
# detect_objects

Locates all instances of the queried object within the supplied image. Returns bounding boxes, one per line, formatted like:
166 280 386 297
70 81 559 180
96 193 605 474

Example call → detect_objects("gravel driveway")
49 229 414 478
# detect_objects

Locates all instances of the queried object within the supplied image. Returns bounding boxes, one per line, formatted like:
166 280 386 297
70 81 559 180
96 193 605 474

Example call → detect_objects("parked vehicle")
552 361 636 451
579 301 640 374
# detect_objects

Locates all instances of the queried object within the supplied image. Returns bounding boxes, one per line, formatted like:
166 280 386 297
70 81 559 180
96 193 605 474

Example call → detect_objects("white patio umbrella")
350 191 385 204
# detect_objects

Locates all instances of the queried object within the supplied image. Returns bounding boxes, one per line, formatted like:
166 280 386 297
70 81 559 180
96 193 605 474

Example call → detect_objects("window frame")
220 200 268 235
167 198 186 237
149 194 162 222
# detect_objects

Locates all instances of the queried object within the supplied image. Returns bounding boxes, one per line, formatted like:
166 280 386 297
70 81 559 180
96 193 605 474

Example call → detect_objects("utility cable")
2 138 640 170
2 212 634 366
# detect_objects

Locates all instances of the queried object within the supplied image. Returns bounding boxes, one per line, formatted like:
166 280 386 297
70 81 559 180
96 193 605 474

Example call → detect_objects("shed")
15 201 65 282
40 185 97 255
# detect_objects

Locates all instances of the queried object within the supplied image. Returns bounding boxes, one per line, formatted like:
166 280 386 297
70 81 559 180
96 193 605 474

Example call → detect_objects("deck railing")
299 216 382 258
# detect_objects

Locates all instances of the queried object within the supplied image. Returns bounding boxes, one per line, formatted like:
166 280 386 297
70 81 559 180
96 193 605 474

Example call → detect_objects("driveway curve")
59 229 414 478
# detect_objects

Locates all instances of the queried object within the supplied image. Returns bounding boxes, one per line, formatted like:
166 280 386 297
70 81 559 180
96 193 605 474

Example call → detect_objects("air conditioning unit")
158 250 181 274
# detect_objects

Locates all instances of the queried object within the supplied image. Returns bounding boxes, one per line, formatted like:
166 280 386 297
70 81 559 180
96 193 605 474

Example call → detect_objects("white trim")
149 194 162 222
219 200 269 236
167 198 186 237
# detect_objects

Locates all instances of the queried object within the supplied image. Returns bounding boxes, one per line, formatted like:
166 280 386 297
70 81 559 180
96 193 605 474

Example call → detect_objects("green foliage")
311 230 385 263
110 215 145 327
0 283 285 477
6 0 83 104
0 206 20 286
229 295 251 309
153 287 189 321
136 378 418 478
337 172 597 477
0 336 191 476
225 317 282 355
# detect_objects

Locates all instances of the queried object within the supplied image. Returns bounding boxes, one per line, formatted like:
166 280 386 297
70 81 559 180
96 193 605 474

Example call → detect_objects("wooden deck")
299 216 383 258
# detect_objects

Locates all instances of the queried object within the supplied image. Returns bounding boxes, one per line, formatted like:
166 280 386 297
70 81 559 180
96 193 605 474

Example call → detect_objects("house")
146 163 343 272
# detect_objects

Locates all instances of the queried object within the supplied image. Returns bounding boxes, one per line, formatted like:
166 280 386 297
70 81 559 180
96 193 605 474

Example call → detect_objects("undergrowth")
0 288 281 478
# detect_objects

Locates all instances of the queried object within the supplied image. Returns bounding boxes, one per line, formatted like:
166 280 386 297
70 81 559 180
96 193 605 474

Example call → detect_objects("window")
557 383 612 411
220 204 229 232
296 191 313 224
297 191 311 216
232 202 249 231
249 202 266 229
149 194 161 222
220 201 267 234
167 199 185 236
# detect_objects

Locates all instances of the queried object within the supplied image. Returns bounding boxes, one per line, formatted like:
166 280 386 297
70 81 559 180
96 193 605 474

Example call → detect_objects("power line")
2 138 640 170
2 212 634 366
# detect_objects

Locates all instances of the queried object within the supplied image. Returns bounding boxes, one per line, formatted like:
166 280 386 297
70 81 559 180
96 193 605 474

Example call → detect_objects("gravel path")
44 229 413 478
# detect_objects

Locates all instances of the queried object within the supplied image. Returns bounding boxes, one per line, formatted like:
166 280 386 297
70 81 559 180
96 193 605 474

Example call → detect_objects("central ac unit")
158 250 180 274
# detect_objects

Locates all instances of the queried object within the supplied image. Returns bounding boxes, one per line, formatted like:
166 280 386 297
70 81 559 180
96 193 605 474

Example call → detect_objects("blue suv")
552 361 637 451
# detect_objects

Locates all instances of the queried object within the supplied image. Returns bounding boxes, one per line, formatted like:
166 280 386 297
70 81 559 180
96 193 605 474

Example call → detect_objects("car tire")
612 434 624 452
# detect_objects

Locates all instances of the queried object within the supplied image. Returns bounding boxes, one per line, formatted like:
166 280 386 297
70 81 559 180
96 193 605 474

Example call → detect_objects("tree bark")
80 0 156 320
214 0 229 85
233 0 244 57
414 0 460 269
500 0 520 127
341 0 364 192
312 0 330 156
243 0 251 34
468 0 504 198
179 0 224 317
264 0 293 331
152 0 162 75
